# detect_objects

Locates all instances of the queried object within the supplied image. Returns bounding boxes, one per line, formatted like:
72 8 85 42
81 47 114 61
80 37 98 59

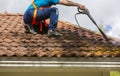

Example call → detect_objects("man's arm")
58 0 87 11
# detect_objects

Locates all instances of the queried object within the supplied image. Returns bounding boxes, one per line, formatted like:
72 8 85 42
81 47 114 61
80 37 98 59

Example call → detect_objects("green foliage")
110 71 120 76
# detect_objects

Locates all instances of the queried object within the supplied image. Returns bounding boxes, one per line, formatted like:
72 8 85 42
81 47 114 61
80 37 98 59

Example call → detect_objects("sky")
0 0 120 39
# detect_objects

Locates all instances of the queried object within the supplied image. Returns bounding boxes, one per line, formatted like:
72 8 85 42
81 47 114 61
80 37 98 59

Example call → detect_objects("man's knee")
50 7 59 13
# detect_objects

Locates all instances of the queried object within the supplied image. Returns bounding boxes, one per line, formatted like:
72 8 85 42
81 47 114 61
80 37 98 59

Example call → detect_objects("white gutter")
1 61 120 64
0 61 120 68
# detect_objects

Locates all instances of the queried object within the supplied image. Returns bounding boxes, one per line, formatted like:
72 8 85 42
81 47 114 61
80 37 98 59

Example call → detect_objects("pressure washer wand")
76 8 109 41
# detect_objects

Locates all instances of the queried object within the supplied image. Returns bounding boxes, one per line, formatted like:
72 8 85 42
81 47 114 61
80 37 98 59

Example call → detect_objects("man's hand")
78 5 87 11
78 4 88 13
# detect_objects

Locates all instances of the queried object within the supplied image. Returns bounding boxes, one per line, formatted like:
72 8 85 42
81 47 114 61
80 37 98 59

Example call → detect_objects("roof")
0 13 120 57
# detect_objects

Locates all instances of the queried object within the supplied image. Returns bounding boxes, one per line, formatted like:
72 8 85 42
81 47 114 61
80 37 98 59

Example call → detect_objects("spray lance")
75 8 109 42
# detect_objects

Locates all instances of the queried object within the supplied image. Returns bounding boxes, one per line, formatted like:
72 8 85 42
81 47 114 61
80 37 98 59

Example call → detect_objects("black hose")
75 9 109 41
75 13 81 28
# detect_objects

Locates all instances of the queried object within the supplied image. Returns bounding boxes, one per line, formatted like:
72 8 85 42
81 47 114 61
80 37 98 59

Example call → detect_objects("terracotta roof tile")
0 13 120 57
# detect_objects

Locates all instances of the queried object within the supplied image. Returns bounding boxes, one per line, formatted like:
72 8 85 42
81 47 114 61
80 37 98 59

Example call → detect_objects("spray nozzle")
77 7 89 15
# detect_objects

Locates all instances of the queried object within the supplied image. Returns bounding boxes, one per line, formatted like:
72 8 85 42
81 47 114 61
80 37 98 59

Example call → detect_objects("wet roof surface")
0 13 120 57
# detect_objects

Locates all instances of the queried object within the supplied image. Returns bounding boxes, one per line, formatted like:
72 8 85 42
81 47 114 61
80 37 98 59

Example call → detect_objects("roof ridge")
0 12 23 16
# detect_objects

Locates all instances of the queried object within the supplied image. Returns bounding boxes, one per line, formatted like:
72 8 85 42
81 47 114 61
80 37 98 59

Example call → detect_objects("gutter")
0 61 120 68
0 57 120 70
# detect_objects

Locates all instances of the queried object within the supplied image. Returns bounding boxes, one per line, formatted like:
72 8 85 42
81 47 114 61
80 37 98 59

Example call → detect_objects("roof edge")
0 12 23 16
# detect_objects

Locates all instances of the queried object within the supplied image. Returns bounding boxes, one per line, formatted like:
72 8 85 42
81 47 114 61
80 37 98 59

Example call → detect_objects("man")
23 0 87 37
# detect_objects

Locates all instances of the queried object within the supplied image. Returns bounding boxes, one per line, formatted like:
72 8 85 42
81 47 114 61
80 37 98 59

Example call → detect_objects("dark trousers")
23 7 59 30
